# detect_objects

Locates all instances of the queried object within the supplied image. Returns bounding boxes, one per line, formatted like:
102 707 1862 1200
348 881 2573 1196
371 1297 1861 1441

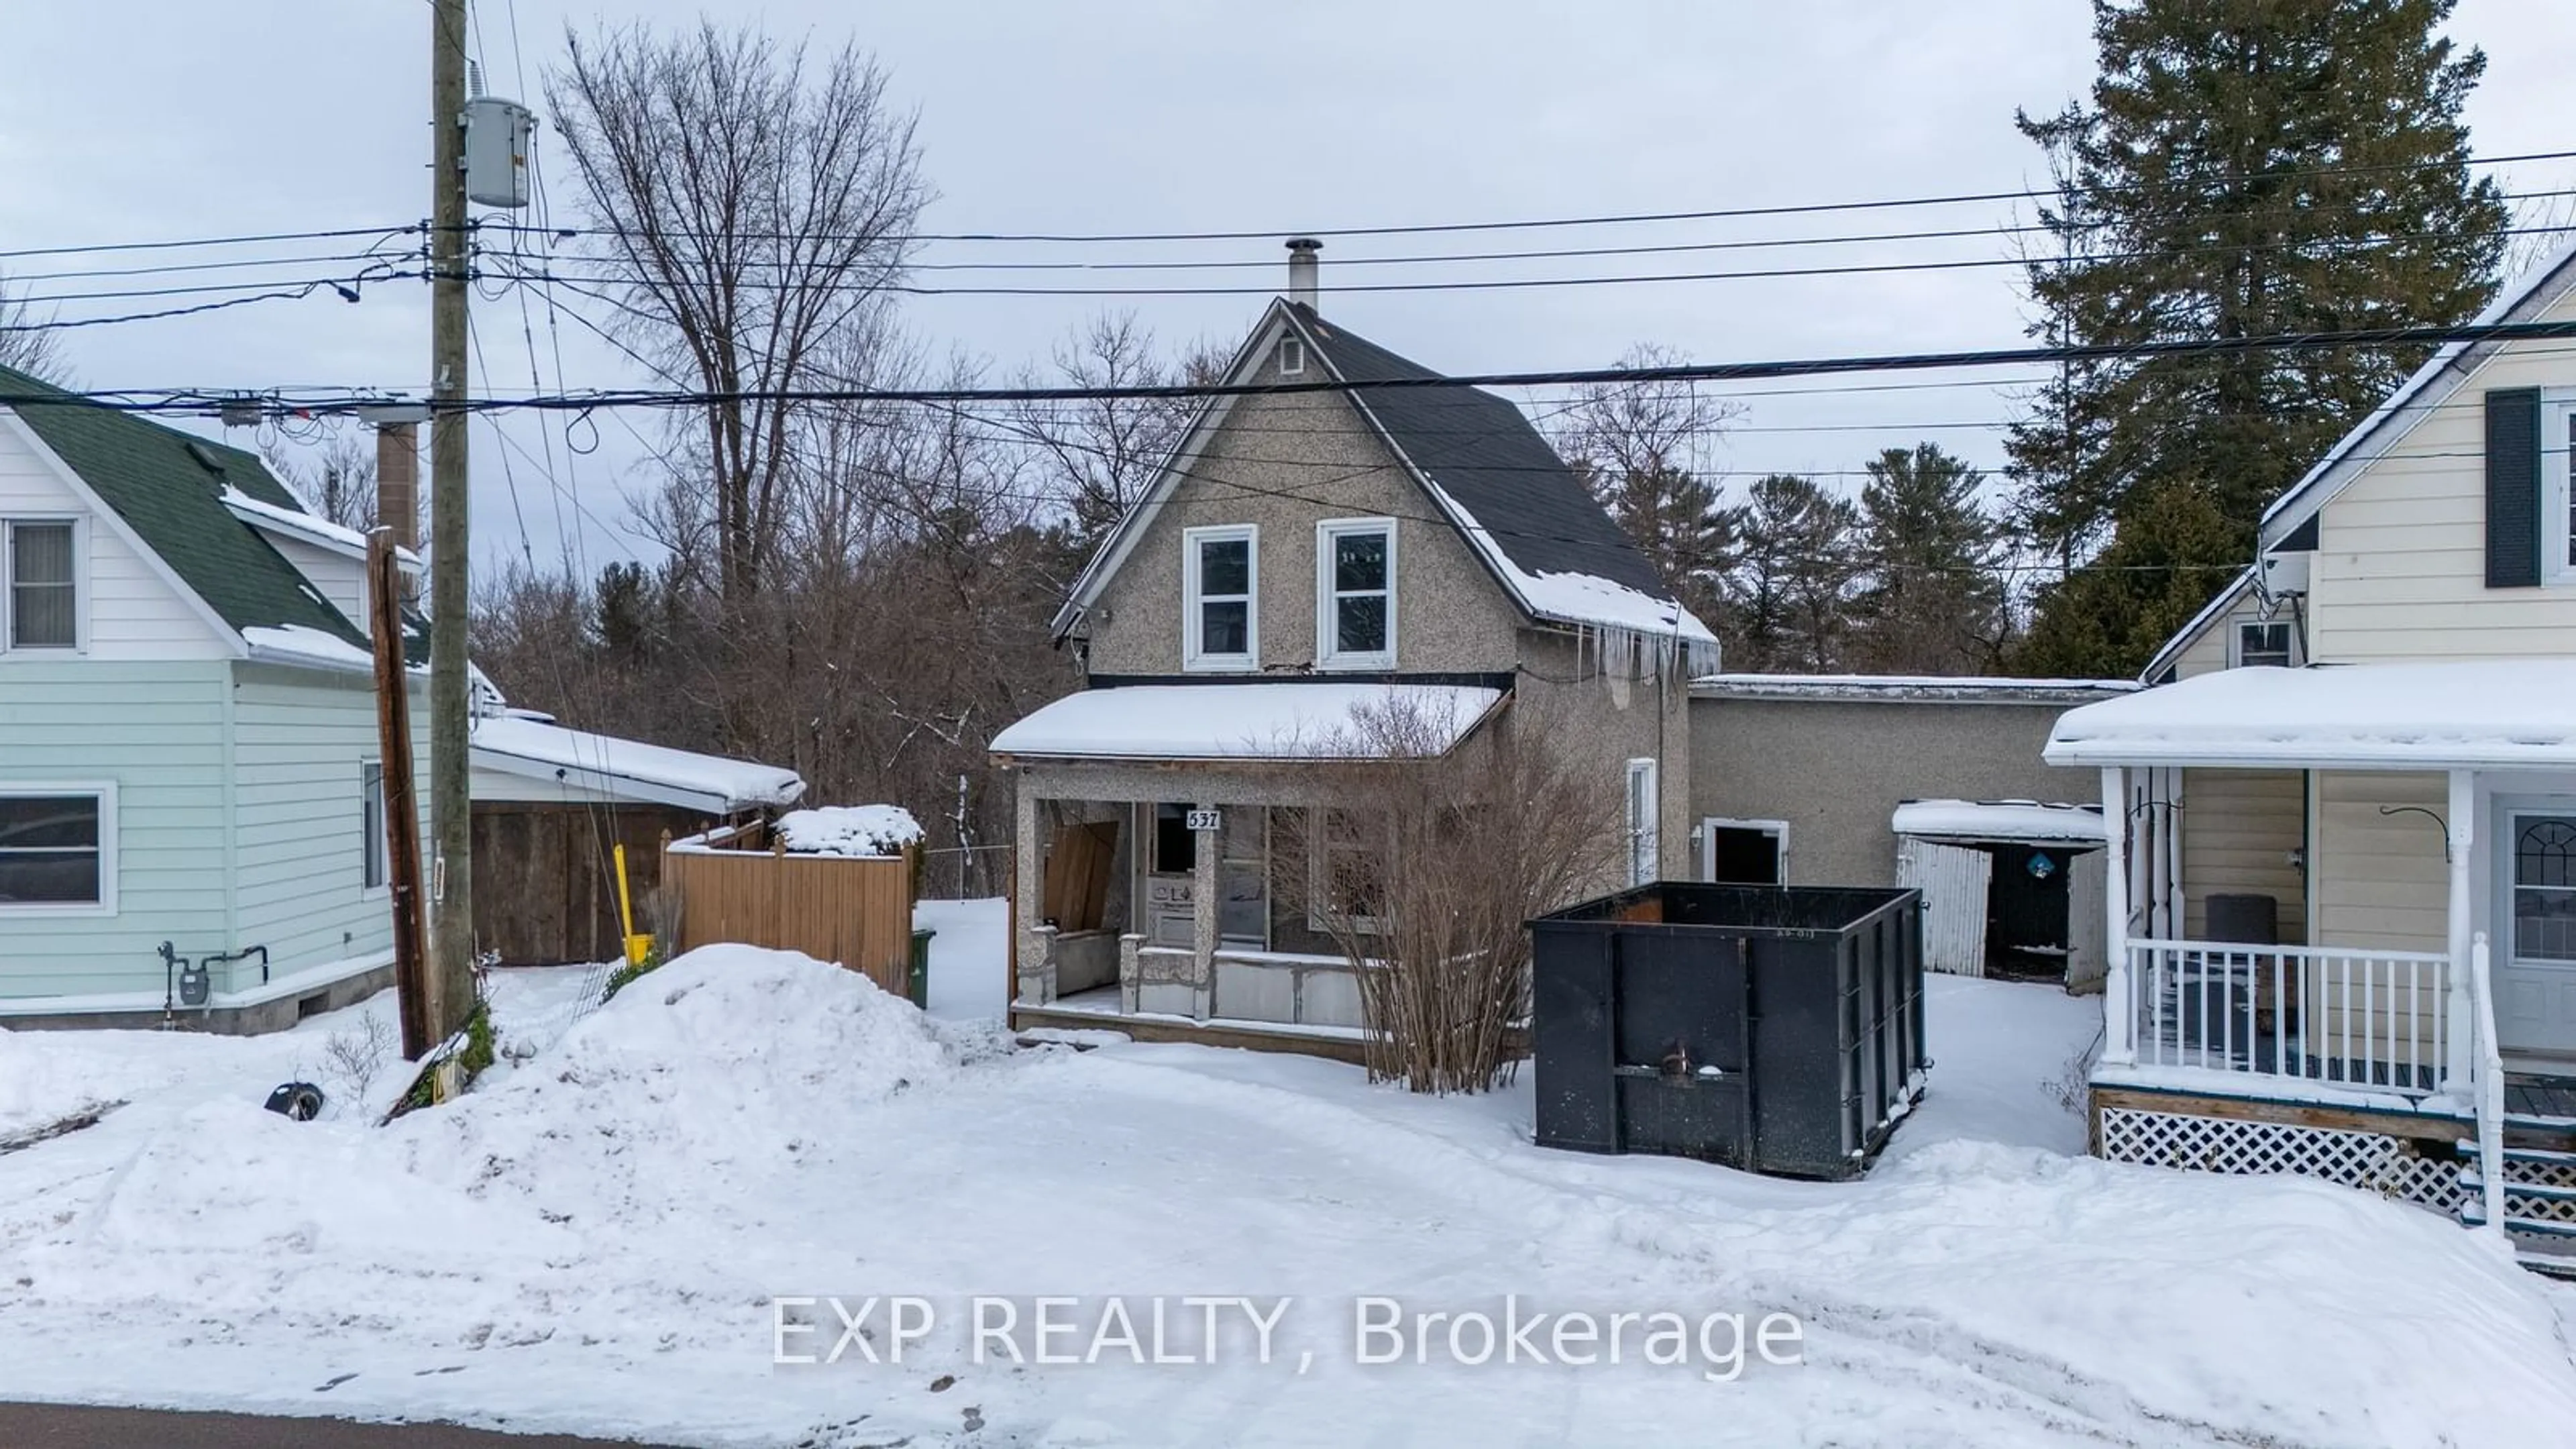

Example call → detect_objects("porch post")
1191 801 1219 1021
2100 765 2134 1064
1013 782 1044 1009
2445 768 2476 1093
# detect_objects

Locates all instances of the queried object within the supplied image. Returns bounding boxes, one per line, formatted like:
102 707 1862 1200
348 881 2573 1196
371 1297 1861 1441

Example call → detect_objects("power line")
525 145 2576 247
0 224 419 263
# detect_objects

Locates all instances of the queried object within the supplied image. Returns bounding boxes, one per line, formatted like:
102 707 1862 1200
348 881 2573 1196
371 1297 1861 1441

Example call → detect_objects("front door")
2500 810 2576 1056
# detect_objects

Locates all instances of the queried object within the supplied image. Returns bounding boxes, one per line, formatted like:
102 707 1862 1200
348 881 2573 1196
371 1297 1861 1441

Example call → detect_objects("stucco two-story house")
2044 241 2576 1265
989 246 1719 1054
0 365 430 1031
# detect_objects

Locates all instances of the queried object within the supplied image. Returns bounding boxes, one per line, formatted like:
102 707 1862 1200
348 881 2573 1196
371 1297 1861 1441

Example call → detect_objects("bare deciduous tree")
0 268 66 381
1013 313 1226 552
1551 344 1743 643
546 19 930 612
1277 698 1622 1094
262 435 390 535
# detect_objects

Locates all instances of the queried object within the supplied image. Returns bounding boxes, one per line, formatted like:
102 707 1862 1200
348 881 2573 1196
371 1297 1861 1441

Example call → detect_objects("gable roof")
1053 300 1717 655
2259 239 2576 553
0 363 368 650
2136 566 2257 684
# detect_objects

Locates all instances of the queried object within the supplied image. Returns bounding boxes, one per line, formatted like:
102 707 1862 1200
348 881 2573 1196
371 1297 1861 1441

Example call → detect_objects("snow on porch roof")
1892 799 2106 845
989 682 1506 762
470 712 806 814
2045 660 2576 770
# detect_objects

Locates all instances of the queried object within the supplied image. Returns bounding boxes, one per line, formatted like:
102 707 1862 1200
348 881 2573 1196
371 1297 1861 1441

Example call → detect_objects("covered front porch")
987 682 1507 1060
2048 661 2576 1263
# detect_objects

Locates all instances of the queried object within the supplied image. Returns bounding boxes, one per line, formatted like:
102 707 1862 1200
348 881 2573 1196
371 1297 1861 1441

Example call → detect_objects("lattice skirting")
2097 1105 2461 1212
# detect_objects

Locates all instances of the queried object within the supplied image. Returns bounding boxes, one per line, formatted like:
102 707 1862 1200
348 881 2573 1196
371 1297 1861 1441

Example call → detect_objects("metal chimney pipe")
1285 237 1322 311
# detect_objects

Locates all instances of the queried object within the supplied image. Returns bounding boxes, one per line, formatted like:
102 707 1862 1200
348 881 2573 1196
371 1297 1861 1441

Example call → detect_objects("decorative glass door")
2502 812 2576 1055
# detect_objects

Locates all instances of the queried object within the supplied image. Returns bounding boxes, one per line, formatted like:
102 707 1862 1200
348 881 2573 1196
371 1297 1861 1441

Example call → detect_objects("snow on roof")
1893 799 2106 844
242 623 382 674
222 488 420 568
1421 476 1721 653
2137 567 2257 684
989 682 1505 761
470 714 805 814
1694 673 2137 704
774 805 924 857
2260 237 2576 550
2046 660 2576 769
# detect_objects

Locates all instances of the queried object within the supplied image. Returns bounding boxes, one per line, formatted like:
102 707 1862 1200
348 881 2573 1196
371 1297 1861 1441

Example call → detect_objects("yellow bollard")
614 843 652 968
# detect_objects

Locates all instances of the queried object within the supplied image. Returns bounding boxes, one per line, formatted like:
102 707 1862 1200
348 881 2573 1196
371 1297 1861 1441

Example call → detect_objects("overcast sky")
5 1 2573 573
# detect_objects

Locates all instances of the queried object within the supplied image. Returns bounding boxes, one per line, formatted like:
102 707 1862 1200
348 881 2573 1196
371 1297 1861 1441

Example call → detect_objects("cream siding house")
2047 243 2576 1267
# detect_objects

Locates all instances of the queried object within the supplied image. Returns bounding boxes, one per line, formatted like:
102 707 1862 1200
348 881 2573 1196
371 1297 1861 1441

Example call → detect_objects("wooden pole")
427 0 475 1039
368 531 433 1060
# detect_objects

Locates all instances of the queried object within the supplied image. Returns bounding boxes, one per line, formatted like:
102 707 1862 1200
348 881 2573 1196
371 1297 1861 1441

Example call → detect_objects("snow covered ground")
0 917 2569 1447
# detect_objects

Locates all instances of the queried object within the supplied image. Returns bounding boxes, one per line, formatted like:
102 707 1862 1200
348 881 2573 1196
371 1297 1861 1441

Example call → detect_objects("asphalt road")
0 1403 696 1448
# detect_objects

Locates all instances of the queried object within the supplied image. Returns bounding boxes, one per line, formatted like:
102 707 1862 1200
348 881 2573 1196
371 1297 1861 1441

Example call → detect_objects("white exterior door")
2500 809 2576 1055
1900 838 1990 977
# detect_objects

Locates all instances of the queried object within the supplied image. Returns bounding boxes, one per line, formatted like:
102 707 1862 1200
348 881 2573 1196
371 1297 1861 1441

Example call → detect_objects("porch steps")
2455 1134 2576 1278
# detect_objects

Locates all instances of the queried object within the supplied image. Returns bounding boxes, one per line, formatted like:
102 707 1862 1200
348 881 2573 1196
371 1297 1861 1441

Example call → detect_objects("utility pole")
427 0 474 1040
366 531 433 1061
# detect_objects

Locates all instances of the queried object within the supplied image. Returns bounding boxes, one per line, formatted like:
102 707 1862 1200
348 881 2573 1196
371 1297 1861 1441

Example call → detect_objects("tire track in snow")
1059 1050 2300 1448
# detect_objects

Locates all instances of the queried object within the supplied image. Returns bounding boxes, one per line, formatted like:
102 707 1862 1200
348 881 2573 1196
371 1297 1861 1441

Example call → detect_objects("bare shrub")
322 1014 395 1102
1277 696 1623 1094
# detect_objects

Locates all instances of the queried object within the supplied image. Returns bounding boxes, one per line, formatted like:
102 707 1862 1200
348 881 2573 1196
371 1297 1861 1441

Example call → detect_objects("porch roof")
989 682 1505 763
2045 660 2576 770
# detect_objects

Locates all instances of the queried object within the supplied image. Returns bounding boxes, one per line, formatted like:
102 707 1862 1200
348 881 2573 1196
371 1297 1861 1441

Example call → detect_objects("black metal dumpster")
1529 883 1926 1180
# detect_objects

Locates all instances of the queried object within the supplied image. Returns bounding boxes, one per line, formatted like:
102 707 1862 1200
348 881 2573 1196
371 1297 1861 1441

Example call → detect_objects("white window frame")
0 780 117 917
361 760 388 896
1625 758 1660 886
2546 397 2576 588
1700 816 1791 885
1182 523 1258 672
1314 517 1397 671
2 516 86 655
2229 617 2299 669
1279 337 1306 377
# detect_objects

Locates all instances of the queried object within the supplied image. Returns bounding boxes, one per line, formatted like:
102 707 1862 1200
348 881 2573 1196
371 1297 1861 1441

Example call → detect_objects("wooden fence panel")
662 843 916 998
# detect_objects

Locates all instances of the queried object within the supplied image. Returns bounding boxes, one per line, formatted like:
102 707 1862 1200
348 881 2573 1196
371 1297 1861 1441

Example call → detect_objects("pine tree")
2008 0 2508 674
1731 474 1859 672
1850 444 2008 674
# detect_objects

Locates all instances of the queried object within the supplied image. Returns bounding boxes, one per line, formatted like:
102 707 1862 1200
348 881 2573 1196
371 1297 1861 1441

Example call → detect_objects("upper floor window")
2233 619 2296 669
1279 337 1306 376
1316 519 1396 669
5 520 78 651
1183 524 1257 670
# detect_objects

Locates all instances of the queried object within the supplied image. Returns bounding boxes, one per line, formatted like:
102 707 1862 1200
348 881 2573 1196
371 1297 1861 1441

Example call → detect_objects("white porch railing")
2122 938 2453 1095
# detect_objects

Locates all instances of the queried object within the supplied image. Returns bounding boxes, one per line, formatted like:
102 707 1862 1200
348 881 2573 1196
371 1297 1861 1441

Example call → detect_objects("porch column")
1191 801 1220 1021
1012 782 1044 1008
2445 768 2476 1092
2100 765 2134 1064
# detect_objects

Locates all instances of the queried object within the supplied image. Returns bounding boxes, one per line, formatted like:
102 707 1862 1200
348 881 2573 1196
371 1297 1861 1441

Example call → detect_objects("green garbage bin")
908 927 935 1009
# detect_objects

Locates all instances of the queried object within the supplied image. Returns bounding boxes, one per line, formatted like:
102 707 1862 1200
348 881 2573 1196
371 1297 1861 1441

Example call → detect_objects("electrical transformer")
464 96 535 209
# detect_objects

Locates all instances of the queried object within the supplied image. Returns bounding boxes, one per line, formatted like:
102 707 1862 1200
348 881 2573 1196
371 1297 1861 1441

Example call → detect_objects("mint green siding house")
0 366 427 1031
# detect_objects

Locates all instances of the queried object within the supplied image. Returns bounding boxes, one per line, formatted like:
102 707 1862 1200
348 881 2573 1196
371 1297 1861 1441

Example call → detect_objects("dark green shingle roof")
1 364 368 648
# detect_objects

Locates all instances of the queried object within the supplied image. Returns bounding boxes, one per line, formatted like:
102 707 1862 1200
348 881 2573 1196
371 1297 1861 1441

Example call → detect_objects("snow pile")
1892 799 2106 843
774 804 926 857
241 623 378 672
3 964 2573 1446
